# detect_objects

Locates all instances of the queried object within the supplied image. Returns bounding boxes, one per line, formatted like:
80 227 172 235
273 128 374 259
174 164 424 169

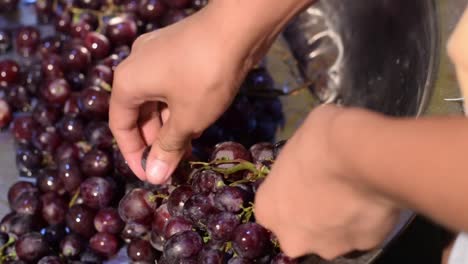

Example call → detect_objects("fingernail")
148 159 169 184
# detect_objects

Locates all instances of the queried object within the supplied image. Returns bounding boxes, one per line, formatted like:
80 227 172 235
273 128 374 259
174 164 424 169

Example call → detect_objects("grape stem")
190 160 270 181
0 235 15 261
69 189 81 208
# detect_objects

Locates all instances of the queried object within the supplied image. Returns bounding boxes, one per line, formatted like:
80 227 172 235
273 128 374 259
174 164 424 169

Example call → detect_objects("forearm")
334 110 468 232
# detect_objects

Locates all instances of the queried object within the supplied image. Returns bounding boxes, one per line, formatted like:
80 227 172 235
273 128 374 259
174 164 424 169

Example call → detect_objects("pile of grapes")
0 0 297 263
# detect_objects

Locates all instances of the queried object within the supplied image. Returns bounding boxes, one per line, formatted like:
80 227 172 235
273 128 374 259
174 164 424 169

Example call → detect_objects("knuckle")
155 137 187 153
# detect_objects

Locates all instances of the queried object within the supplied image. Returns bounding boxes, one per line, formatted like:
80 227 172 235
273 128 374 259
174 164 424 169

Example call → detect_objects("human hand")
254 104 401 260
109 4 268 184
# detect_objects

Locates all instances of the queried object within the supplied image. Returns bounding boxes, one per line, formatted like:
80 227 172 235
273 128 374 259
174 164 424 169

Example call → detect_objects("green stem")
69 189 80 208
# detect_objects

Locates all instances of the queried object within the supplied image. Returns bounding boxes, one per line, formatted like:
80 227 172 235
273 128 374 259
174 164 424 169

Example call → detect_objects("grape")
0 59 20 87
41 78 72 106
273 140 287 159
80 177 115 209
73 0 103 10
114 148 136 178
127 239 158 262
89 232 120 258
55 142 80 162
81 149 112 177
191 0 208 10
8 181 37 206
11 191 41 215
227 257 253 264
62 44 92 72
22 64 43 94
163 231 202 262
192 169 224 194
87 65 113 89
42 53 65 80
83 32 111 61
6 84 31 112
66 205 96 238
38 256 64 264
99 54 121 71
32 127 62 154
57 116 85 142
16 145 43 176
138 0 167 21
121 221 150 242
55 11 72 33
167 186 194 217
71 21 93 39
207 212 239 241
270 253 298 264
163 216 193 239
0 99 12 129
33 102 61 127
94 208 125 234
16 26 41 57
183 194 216 224
198 248 225 263
105 16 138 46
244 68 274 91
118 188 155 225
78 87 110 119
1 213 39 236
41 225 67 249
232 223 271 259
149 230 165 251
39 36 63 57
60 234 85 259
79 247 104 263
211 142 251 162
0 29 11 53
163 0 191 9
214 186 248 213
58 158 84 193
152 203 171 235
79 11 100 30
12 115 38 143
15 233 49 262
41 192 68 225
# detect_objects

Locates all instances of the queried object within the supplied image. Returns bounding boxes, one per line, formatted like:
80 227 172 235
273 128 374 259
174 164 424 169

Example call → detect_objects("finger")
145 116 192 184
139 102 162 145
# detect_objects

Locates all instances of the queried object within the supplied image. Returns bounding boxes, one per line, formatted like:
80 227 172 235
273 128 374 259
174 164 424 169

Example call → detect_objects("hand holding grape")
255 105 401 260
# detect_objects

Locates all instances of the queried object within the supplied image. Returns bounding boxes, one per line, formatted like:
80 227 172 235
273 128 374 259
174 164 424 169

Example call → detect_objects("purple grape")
163 216 193 239
1 213 39 236
138 0 167 21
41 192 68 225
79 11 99 30
162 0 190 9
114 148 136 178
167 186 194 217
66 72 86 91
66 205 96 238
16 26 41 57
57 116 84 142
85 122 114 150
232 223 271 259
60 234 85 259
32 127 62 154
121 221 150 242
161 9 188 26
62 44 92 72
89 232 120 258
80 177 115 209
6 84 31 112
87 64 113 87
71 22 92 39
207 212 239 242
211 141 252 162
15 233 49 262
12 115 38 144
11 190 41 216
84 32 111 61
227 257 253 264
198 248 225 264
55 142 80 162
58 158 84 193
163 231 202 262
81 149 112 177
214 186 248 213
55 11 72 33
73 0 103 10
105 16 138 46
0 59 20 87
8 181 38 206
183 193 217 224
41 78 72 106
42 53 65 80
33 102 61 127
38 256 64 264
270 253 298 264
37 169 66 195
152 203 171 235
127 239 158 262
191 0 208 10
22 64 43 94
118 188 155 225
249 142 274 163
78 87 110 119
192 170 224 194
39 36 62 57
150 230 165 251
41 224 67 249
94 208 125 234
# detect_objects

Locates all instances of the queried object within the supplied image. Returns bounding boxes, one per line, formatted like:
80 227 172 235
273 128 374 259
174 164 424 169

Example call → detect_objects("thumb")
145 118 191 184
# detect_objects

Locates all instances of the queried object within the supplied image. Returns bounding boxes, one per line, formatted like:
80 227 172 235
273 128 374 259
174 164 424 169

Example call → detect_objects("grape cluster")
0 0 291 263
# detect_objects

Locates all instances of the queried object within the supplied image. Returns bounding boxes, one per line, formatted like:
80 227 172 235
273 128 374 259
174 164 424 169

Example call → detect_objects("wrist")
204 0 315 68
